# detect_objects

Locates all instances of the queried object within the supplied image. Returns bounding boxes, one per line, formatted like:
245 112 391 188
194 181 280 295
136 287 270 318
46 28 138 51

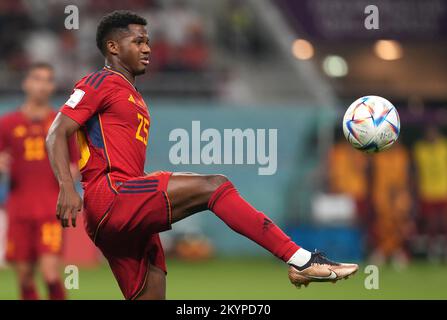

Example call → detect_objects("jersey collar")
103 66 137 90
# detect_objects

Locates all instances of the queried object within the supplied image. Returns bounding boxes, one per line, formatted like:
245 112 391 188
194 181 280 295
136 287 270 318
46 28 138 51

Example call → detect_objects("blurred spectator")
370 143 413 268
414 126 447 262
218 0 266 57
149 31 171 72
88 0 153 13
0 0 215 95
0 1 32 76
162 0 201 47
179 26 209 72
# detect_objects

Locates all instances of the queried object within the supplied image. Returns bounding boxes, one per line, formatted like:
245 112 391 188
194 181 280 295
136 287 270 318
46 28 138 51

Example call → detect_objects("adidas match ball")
343 96 400 153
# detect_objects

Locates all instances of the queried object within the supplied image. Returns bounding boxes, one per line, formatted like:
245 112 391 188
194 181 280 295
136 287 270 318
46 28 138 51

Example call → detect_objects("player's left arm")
0 152 10 174
46 113 83 228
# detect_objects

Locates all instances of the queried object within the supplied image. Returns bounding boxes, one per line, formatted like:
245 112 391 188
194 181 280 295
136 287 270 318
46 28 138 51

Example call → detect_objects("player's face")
22 67 55 104
118 24 151 76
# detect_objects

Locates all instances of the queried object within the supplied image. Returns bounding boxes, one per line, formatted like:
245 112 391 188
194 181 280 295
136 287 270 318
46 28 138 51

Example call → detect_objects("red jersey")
0 109 77 220
59 67 151 194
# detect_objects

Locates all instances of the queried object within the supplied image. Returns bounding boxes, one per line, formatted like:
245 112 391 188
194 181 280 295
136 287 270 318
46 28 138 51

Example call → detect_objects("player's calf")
40 254 66 300
14 262 39 300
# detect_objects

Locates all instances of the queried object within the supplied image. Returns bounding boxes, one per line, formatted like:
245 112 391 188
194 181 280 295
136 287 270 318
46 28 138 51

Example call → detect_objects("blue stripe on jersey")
84 72 96 85
85 71 102 86
88 71 106 87
119 189 157 194
120 184 159 189
85 70 112 87
85 114 104 148
94 72 112 89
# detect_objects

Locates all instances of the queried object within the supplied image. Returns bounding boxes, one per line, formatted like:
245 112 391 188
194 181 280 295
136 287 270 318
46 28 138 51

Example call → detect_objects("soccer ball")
342 96 400 153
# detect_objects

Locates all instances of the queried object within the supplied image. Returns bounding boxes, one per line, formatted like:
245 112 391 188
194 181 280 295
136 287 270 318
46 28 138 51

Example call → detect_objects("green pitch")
0 258 446 299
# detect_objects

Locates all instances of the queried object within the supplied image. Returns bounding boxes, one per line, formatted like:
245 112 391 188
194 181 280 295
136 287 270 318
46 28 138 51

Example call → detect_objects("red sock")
208 181 300 262
47 280 66 300
20 283 39 300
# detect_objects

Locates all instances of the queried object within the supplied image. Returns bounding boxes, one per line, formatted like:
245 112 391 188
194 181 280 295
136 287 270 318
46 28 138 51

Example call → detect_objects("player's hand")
0 152 11 173
56 182 83 228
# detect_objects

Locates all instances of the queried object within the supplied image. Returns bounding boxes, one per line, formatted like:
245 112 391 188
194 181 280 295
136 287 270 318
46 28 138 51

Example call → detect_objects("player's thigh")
6 219 36 266
134 264 166 300
167 172 228 222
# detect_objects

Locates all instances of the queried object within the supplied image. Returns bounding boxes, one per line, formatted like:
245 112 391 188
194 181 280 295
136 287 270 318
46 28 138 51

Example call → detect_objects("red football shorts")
83 171 173 300
6 217 63 262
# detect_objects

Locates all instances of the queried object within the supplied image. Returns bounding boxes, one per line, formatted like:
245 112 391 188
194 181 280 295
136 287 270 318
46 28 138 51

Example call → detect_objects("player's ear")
106 40 119 55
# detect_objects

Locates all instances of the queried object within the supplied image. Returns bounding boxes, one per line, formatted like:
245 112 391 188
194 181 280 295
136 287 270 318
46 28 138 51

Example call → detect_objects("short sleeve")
59 82 104 126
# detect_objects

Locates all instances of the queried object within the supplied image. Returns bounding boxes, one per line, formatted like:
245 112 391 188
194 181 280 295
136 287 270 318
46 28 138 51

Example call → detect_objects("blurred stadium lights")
291 39 314 60
322 55 348 78
276 0 447 105
374 40 404 61
248 0 338 169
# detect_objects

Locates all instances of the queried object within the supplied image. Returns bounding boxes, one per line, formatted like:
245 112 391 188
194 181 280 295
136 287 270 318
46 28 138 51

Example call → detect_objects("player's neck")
104 63 135 86
20 101 52 120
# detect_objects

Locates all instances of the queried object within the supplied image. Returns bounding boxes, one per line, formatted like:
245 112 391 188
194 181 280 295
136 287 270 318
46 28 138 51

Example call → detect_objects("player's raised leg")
167 173 359 287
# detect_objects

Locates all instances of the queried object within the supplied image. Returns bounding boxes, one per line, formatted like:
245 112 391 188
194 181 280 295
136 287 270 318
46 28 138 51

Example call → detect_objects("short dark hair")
26 62 54 76
96 10 147 56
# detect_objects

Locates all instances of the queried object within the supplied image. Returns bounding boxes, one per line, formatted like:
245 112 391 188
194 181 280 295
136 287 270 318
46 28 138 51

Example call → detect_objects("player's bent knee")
17 271 34 284
203 175 230 202
15 267 35 286
41 271 61 284
206 174 229 190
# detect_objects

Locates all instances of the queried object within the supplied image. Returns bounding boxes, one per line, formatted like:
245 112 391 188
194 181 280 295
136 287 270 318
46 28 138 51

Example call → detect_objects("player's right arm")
46 113 83 228
46 76 107 228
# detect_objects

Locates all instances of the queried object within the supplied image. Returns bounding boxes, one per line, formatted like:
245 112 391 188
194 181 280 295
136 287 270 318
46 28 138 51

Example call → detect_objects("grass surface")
0 258 446 300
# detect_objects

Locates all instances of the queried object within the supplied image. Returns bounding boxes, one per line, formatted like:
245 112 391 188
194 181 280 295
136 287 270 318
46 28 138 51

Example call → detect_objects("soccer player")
414 126 447 261
0 63 79 300
46 11 358 300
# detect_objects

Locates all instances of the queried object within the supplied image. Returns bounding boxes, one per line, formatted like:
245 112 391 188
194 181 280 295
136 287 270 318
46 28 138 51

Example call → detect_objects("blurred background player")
0 63 79 300
370 142 413 268
414 126 447 262
0 154 8 267
327 133 371 250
